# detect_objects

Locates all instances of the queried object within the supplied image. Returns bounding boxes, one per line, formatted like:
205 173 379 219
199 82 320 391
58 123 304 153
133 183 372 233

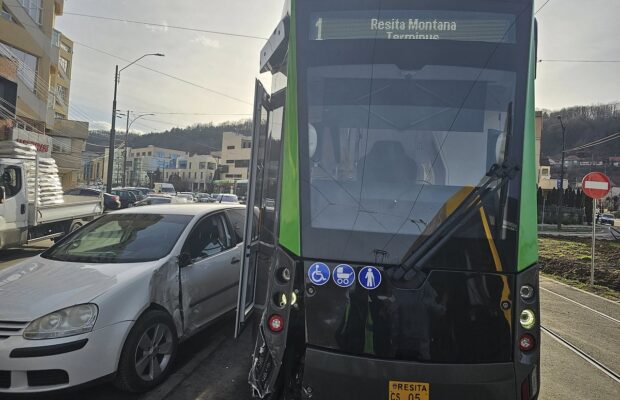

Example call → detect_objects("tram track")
540 286 620 323
541 325 620 384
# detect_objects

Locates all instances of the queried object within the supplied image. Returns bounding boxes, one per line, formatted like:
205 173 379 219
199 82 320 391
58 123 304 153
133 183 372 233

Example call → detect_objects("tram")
236 1 540 399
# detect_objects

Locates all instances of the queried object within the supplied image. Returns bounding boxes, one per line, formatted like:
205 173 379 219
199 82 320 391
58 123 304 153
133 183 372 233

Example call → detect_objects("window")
189 162 192 169
207 162 217 170
60 42 71 53
220 165 229 173
184 214 232 261
227 159 235 164
235 160 249 168
0 165 22 198
52 137 71 154
226 209 245 243
19 0 41 24
54 112 66 119
227 145 235 150
42 214 192 263
194 172 197 179
1 43 38 92
200 172 204 179
148 152 152 156
199 162 206 169
182 172 185 178
59 57 69 73
51 30 61 47
56 84 67 101
242 140 252 149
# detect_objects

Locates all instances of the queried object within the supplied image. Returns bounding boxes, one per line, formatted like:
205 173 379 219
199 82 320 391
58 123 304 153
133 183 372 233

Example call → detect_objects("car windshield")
42 214 192 263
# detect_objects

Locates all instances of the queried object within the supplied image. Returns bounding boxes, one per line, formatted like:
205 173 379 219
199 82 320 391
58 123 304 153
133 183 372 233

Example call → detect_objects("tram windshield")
298 0 532 266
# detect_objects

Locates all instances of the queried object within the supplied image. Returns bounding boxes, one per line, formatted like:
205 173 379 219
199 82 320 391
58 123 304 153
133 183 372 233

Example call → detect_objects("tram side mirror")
0 186 5 204
178 252 192 268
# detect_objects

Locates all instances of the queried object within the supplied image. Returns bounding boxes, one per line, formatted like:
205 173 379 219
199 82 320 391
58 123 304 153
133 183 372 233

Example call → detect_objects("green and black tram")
236 0 540 399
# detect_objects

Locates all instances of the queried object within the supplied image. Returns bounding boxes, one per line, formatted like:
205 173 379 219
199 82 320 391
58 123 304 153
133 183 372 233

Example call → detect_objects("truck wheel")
114 310 178 393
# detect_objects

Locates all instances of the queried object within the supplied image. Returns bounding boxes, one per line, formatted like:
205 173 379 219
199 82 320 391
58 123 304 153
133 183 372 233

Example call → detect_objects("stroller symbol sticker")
308 262 330 286
333 264 355 288
359 266 382 290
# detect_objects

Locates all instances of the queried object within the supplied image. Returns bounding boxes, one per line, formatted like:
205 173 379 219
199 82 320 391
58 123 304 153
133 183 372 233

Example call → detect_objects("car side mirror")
0 186 4 204
178 252 192 268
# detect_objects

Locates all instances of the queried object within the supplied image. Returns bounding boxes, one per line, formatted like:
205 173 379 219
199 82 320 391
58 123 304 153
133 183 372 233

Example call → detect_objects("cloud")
90 121 111 131
191 35 221 49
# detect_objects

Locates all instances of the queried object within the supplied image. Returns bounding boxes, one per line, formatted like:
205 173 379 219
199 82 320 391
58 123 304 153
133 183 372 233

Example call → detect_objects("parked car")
134 196 174 206
599 213 616 226
176 193 196 203
64 187 120 211
195 193 212 203
0 204 246 394
209 193 239 204
112 189 138 209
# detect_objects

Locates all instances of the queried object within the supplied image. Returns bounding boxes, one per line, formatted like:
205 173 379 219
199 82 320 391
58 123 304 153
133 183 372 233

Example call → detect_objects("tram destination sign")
311 10 515 43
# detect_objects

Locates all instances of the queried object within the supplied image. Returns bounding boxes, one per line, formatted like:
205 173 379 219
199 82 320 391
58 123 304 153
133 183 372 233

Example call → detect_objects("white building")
219 131 252 181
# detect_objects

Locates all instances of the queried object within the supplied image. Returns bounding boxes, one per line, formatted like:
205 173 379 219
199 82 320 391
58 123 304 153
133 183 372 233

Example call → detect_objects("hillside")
540 103 620 159
87 119 252 155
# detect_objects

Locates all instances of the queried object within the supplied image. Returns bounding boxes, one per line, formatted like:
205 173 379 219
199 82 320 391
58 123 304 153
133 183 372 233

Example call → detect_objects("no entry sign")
582 172 612 199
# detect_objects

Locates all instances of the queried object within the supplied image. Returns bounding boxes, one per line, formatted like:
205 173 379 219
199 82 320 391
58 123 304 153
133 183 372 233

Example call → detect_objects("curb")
139 334 228 400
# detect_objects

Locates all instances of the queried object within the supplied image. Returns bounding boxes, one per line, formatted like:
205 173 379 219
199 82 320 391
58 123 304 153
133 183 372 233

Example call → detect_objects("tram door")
235 80 285 337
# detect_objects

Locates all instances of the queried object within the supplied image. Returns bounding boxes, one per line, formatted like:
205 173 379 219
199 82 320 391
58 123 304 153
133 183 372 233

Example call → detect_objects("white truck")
0 157 104 250
154 182 176 194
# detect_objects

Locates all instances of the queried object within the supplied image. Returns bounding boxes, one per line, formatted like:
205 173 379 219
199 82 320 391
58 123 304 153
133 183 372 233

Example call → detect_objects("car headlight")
23 304 98 340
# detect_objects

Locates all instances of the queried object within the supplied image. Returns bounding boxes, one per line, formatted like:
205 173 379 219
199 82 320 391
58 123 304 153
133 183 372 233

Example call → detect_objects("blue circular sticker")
333 264 355 288
358 266 382 290
308 262 330 286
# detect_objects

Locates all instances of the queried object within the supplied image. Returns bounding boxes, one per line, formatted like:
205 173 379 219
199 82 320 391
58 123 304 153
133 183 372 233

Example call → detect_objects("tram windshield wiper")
392 160 520 282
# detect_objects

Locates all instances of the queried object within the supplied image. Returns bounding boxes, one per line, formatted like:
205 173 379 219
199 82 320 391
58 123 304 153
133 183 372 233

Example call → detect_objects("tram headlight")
520 284 535 301
520 309 536 329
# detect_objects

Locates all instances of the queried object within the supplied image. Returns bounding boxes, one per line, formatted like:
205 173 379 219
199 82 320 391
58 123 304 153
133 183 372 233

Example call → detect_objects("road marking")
541 277 620 305
541 287 620 324
542 326 620 384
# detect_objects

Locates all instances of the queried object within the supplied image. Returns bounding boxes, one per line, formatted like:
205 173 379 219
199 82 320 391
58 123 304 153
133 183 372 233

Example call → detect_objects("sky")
54 0 620 134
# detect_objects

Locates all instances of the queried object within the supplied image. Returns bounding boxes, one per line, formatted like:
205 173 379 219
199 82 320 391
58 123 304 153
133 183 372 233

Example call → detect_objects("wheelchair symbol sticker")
333 264 355 288
308 262 330 286
359 266 381 290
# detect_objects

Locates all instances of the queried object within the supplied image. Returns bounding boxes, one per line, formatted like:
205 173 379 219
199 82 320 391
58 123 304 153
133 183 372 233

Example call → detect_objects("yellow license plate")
389 381 430 400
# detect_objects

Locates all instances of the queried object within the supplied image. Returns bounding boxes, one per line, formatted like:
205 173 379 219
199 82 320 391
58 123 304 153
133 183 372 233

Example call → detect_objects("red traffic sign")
582 172 612 199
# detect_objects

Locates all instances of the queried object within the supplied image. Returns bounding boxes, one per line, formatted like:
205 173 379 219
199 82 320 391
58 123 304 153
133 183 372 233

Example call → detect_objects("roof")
110 203 245 216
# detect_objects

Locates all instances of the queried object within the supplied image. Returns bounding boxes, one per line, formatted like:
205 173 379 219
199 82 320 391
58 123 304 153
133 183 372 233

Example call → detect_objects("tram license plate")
388 381 430 400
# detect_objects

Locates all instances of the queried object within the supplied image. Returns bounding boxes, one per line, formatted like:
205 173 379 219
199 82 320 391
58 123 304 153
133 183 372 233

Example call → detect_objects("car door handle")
231 257 240 264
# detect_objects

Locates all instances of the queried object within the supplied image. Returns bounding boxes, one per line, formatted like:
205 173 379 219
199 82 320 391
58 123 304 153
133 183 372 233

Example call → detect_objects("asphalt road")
1 246 618 400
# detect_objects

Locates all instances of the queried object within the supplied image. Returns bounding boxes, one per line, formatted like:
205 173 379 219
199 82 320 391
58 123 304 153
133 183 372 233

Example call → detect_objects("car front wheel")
114 309 178 392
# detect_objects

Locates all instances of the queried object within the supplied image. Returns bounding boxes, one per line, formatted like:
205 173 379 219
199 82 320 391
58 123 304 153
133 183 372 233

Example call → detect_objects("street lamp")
557 115 566 230
106 53 164 193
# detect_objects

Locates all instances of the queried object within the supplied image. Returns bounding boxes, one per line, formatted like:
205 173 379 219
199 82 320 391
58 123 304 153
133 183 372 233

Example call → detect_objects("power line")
73 41 254 106
63 12 268 41
535 0 554 15
565 132 620 153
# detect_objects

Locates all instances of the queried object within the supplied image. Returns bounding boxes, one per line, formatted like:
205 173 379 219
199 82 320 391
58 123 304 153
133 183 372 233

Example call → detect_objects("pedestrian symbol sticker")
333 264 355 287
359 266 381 290
308 262 330 286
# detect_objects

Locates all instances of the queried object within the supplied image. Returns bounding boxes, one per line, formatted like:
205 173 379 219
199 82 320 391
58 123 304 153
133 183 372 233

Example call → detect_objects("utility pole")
105 53 164 194
106 65 119 194
557 115 566 230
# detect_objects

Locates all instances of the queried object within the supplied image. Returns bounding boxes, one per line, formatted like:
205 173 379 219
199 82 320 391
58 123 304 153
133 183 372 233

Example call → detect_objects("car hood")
0 256 163 322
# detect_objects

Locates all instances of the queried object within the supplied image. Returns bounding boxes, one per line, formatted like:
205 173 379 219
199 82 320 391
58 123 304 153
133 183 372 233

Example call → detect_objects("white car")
0 204 247 394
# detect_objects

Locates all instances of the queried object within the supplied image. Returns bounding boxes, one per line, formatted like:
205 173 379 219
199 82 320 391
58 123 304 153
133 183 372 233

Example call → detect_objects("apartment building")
0 0 88 188
165 153 219 192
219 131 252 181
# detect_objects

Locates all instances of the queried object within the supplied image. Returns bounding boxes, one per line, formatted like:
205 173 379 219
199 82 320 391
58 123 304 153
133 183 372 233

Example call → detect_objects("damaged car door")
180 212 241 334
